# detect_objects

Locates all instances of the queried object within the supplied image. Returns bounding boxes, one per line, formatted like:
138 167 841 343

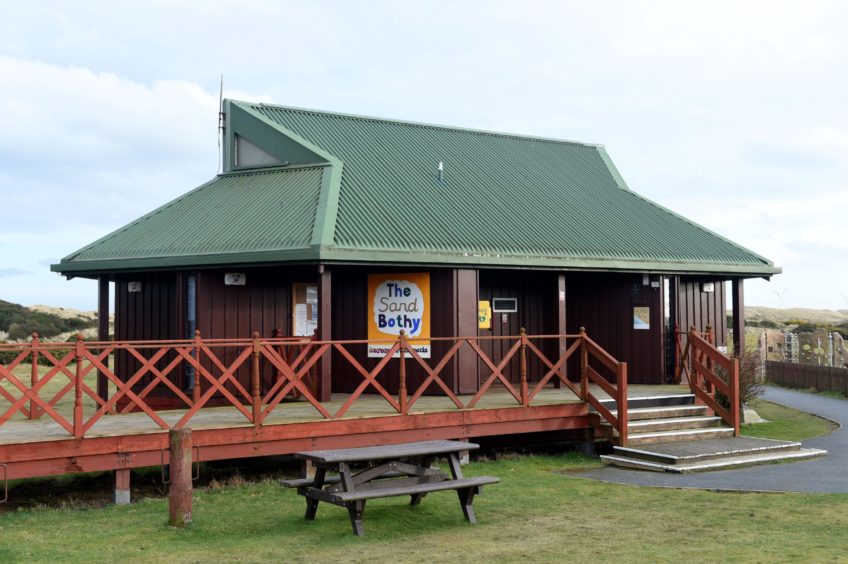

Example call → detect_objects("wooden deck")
0 385 689 483
0 332 691 486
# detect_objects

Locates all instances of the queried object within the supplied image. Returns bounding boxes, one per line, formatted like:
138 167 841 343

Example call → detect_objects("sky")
0 0 846 312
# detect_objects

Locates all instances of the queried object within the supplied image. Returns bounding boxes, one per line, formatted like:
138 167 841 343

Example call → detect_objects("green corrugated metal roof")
53 100 778 276
56 167 325 271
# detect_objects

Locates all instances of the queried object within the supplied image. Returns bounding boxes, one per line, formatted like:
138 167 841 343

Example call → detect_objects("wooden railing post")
704 325 715 394
519 328 529 407
192 330 202 404
168 428 193 528
29 332 39 420
617 361 628 447
398 330 408 415
730 357 740 436
579 327 588 401
74 333 84 438
251 331 261 428
688 327 698 392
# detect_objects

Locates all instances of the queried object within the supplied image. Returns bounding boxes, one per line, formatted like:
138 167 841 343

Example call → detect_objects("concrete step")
610 436 806 465
601 415 723 434
625 416 723 433
600 448 828 474
609 404 711 421
595 394 695 411
625 427 735 446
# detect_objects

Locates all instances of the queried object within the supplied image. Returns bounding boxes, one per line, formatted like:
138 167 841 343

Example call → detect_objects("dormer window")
235 134 283 168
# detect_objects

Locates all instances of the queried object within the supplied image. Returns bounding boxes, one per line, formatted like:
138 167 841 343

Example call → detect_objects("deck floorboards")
0 384 688 446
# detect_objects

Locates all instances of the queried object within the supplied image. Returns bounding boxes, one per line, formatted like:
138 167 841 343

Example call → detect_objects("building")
52 100 779 405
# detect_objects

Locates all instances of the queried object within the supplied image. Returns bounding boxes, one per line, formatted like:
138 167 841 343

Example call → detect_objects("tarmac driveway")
577 386 847 493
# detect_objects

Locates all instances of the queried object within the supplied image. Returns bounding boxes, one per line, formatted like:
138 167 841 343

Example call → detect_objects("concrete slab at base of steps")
600 436 828 473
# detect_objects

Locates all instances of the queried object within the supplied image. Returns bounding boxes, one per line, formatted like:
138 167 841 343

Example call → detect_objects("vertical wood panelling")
478 270 555 384
195 267 306 398
675 276 728 346
566 272 663 384
456 269 479 393
114 273 180 397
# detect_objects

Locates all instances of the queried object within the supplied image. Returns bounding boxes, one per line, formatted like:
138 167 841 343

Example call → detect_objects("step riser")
597 394 695 410
611 406 711 421
602 417 723 433
626 418 722 433
601 449 827 473
612 443 803 465
626 429 735 446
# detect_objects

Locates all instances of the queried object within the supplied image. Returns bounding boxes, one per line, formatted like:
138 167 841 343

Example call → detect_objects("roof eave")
316 247 781 277
51 247 322 278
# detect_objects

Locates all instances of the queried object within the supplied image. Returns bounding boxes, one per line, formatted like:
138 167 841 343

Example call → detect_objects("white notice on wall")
295 304 308 336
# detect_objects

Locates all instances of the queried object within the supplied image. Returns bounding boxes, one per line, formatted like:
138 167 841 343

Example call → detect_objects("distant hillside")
0 300 98 341
744 306 848 326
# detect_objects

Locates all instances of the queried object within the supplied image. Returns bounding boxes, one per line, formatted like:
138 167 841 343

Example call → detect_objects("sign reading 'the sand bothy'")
367 273 430 358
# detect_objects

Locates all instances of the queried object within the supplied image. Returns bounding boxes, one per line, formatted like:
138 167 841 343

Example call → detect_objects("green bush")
715 347 765 411
0 299 96 340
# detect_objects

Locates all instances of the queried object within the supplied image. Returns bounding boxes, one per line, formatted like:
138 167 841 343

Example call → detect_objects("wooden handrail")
579 327 628 446
687 327 740 435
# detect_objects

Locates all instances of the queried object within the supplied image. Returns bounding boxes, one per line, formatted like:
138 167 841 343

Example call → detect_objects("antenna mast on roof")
217 75 224 174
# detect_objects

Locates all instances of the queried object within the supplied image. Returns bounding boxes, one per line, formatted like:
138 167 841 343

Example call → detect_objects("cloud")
0 268 30 278
1 2 847 310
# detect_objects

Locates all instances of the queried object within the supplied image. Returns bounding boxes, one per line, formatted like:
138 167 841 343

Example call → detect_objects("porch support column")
455 269 479 394
731 278 745 355
318 265 332 402
556 274 567 387
97 276 110 402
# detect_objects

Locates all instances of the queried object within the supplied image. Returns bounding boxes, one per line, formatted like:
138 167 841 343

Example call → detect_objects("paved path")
577 386 848 493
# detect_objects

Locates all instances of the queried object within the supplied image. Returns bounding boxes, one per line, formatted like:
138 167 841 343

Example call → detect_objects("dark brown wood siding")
566 272 663 384
195 266 316 396
478 270 558 385
114 273 181 396
674 276 727 346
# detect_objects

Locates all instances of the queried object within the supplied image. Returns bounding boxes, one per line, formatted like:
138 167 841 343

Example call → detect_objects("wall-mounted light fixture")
225 272 246 286
128 281 142 293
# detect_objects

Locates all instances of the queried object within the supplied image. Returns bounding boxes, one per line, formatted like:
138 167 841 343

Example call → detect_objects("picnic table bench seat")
333 476 499 502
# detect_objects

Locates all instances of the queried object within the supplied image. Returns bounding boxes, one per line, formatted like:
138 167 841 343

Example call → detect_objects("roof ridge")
240 99 600 149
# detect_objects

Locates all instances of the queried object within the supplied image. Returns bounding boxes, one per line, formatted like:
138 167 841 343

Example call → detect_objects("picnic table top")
293 440 479 464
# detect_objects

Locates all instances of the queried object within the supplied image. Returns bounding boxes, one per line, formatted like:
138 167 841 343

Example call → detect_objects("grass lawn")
0 453 846 562
741 398 839 442
0 392 844 562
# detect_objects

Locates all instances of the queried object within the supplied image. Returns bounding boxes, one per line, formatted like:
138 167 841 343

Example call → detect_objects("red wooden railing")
0 329 628 441
678 326 740 435
578 328 629 446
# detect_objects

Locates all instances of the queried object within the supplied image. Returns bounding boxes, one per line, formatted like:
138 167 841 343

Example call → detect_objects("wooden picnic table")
282 440 499 536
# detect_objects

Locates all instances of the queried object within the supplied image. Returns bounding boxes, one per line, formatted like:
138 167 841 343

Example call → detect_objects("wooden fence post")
29 332 39 420
251 331 261 428
168 428 193 528
74 334 84 438
519 328 528 407
398 330 408 415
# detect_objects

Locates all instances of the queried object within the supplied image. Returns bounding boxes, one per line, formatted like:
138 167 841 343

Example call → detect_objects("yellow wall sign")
367 273 430 358
478 300 492 329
